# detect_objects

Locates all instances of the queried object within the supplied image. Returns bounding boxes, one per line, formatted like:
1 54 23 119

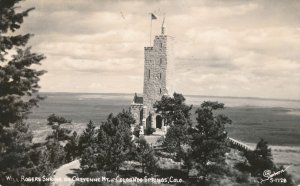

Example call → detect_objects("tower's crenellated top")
144 47 153 51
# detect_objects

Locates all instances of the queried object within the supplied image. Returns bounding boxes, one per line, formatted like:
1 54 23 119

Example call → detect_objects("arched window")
160 88 162 94
148 69 150 79
160 43 163 48
160 73 162 79
160 58 162 65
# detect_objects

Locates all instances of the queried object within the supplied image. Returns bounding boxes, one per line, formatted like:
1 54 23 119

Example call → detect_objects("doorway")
156 115 162 129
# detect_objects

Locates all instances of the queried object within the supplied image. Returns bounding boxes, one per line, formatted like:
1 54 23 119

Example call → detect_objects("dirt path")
51 159 80 186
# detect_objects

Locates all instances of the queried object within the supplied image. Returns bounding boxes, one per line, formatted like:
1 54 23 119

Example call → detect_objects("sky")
18 0 300 100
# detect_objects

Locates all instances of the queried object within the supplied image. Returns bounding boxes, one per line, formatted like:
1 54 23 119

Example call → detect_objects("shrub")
236 172 251 183
133 125 140 137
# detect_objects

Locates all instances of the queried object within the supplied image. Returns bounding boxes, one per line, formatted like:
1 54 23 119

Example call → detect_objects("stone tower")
143 35 168 113
142 24 174 128
130 25 174 130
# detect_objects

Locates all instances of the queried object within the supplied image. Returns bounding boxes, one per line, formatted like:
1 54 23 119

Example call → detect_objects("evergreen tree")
0 122 51 185
246 139 274 176
154 92 193 126
46 114 72 141
96 113 132 172
177 144 193 173
134 137 157 175
65 131 79 162
0 0 49 185
163 113 189 154
47 113 71 125
189 101 232 184
117 109 136 127
0 0 46 128
45 114 72 169
80 111 134 175
246 139 295 185
133 125 140 138
80 145 98 175
155 93 192 162
46 139 66 169
78 120 97 156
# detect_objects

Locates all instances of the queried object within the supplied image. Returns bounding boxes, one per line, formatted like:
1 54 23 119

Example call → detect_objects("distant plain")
29 92 300 146
28 92 300 182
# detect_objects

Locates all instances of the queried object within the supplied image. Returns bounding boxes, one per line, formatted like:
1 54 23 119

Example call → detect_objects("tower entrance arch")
156 115 162 129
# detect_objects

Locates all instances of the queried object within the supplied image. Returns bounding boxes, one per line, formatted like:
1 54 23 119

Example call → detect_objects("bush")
144 127 156 135
46 140 67 169
236 172 251 183
133 125 140 137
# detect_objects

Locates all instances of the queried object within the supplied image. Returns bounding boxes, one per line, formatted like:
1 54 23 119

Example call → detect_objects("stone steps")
152 128 165 135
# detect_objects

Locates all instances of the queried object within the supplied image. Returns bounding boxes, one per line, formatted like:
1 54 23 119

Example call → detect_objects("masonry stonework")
130 28 173 131
143 35 168 114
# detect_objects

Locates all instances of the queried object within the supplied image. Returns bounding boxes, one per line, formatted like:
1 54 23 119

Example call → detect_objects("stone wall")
129 103 143 125
166 36 175 95
143 35 169 117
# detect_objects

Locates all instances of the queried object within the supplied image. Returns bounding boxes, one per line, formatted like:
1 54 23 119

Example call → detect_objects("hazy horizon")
40 91 300 102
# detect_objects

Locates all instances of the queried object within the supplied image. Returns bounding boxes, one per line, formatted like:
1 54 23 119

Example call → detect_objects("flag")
151 13 157 20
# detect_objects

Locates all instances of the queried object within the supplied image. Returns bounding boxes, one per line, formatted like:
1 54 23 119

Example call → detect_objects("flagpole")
150 14 152 46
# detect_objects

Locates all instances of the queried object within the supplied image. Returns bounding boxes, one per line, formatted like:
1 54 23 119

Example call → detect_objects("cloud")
17 0 300 99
